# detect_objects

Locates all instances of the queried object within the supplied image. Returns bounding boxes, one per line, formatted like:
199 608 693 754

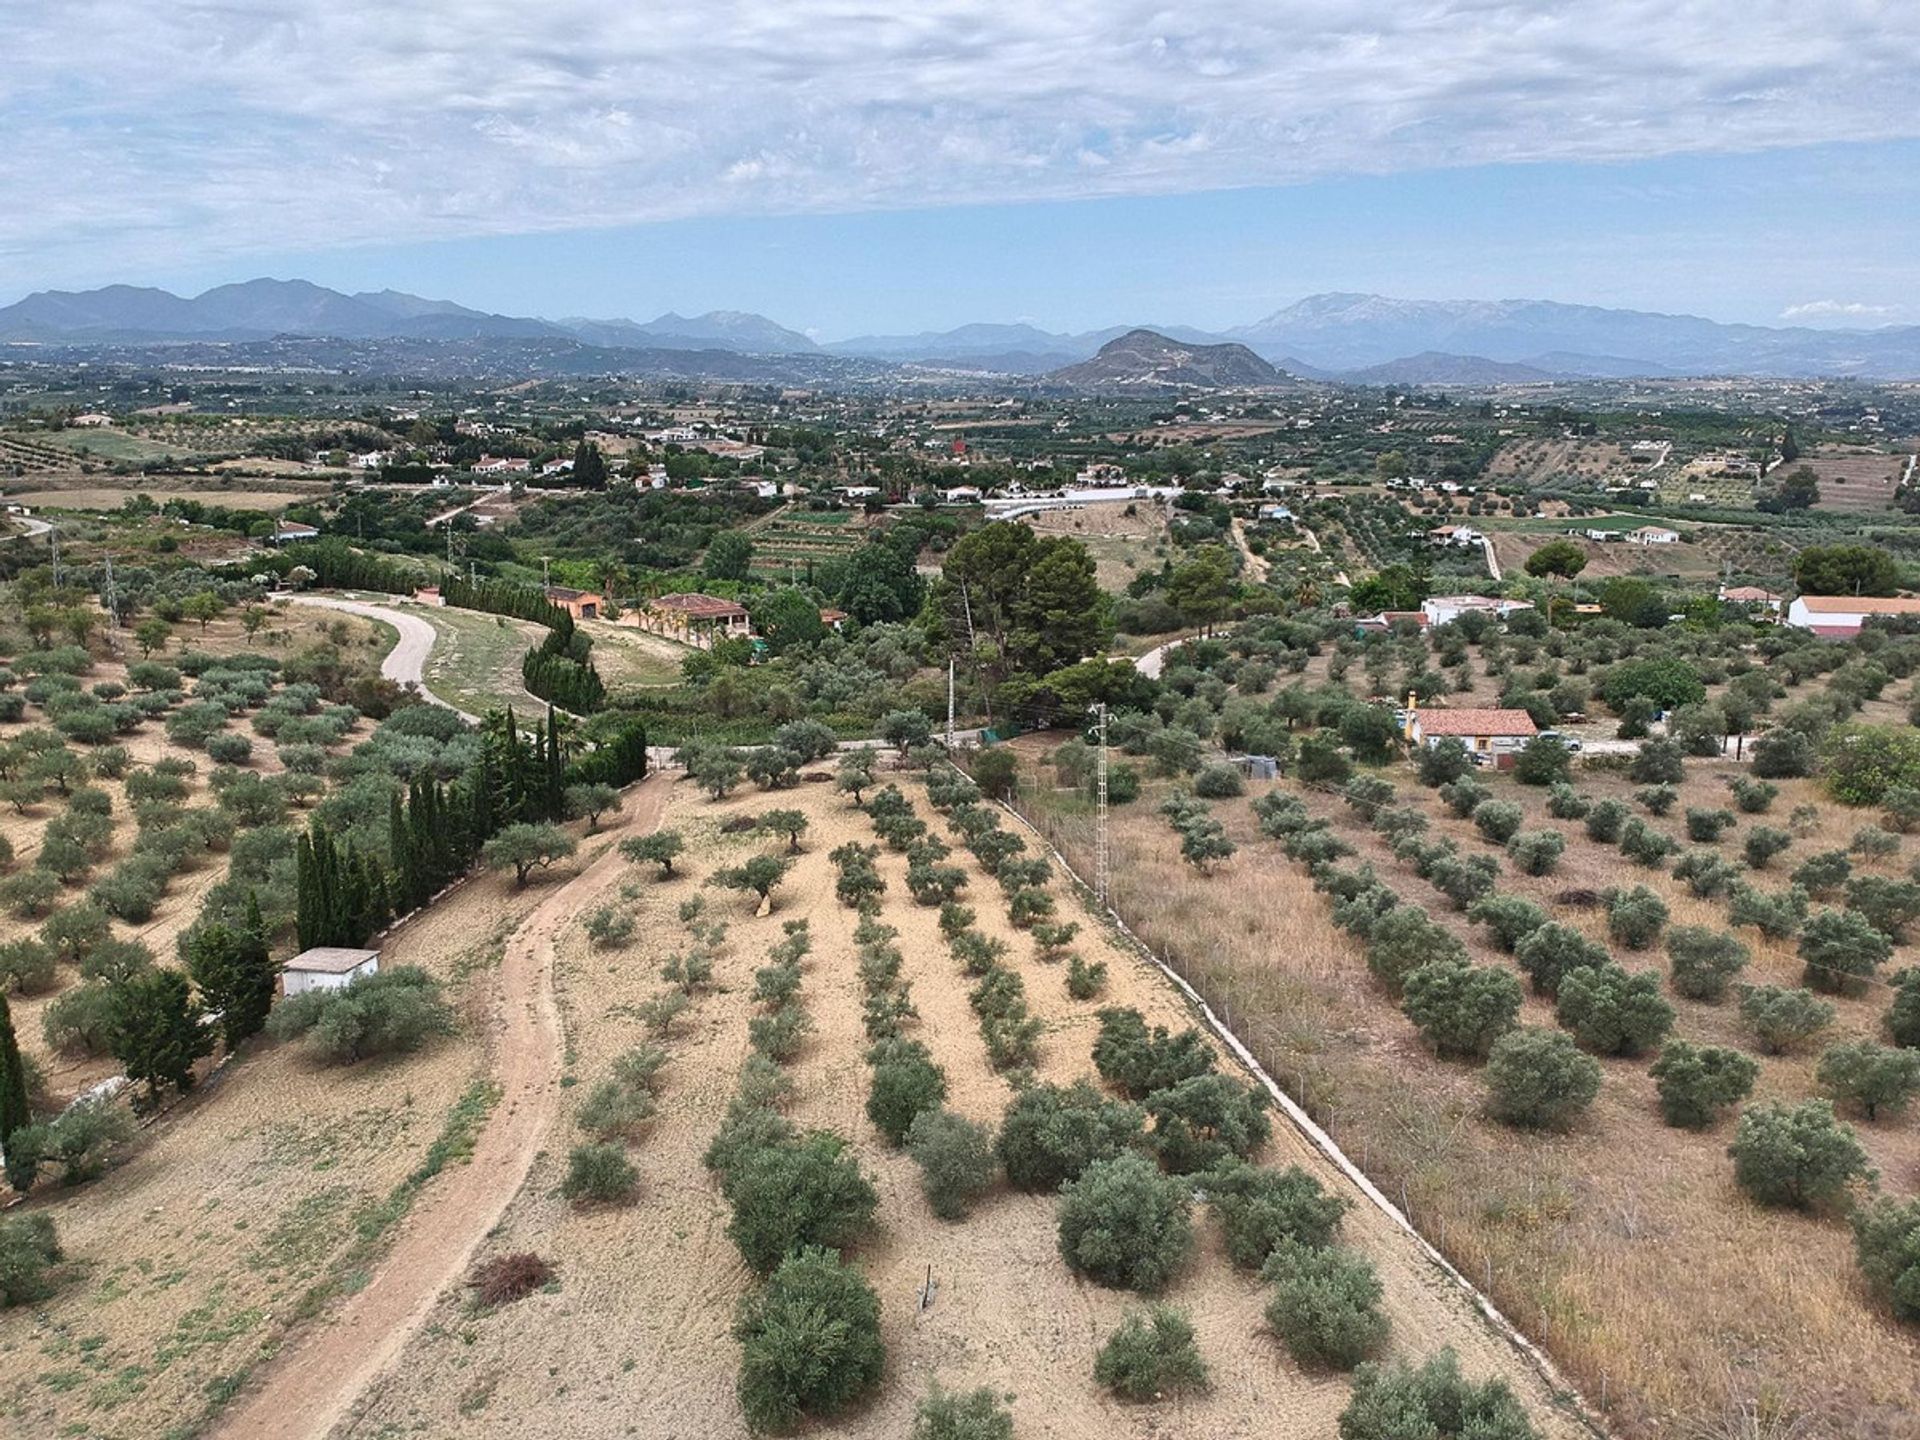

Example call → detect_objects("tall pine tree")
0 992 31 1152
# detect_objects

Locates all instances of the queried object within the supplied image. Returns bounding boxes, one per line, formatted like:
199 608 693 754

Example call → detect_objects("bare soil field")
3 485 325 511
1488 531 1723 581
344 775 1587 1440
1024 500 1170 591
1799 449 1908 515
1485 439 1638 488
579 620 688 690
1009 740 1920 1439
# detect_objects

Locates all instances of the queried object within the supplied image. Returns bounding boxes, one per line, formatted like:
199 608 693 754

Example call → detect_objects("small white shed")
282 946 380 996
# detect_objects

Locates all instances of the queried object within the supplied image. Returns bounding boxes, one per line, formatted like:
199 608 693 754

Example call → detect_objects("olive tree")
1729 1100 1870 1210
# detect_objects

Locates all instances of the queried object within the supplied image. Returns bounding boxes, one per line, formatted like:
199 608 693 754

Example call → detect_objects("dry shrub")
469 1251 554 1307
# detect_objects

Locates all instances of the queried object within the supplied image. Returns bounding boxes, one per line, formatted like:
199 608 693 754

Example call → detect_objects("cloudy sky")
5 0 1918 334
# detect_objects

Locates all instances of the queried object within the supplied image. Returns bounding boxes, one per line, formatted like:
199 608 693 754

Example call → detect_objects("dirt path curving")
212 776 670 1440
287 594 477 722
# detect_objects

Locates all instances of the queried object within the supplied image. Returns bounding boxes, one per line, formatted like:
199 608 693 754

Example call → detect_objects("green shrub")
725 1131 878 1273
1605 885 1668 949
1143 1073 1270 1175
1263 1240 1388 1370
1618 818 1676 868
1066 955 1107 1000
0 939 56 995
41 983 116 1055
0 1213 62 1307
1544 783 1590 820
997 1080 1144 1192
1339 1349 1541 1440
1851 825 1901 860
1889 968 1920 1049
1514 921 1609 997
1556 964 1674 1056
1650 1041 1757 1128
1205 1159 1348 1268
1816 1041 1920 1120
1091 1008 1214 1099
1729 1100 1871 1210
1466 894 1549 952
905 1108 995 1220
1439 776 1489 819
1485 1027 1602 1130
264 967 454 1064
1056 1151 1193 1292
1472 801 1523 845
1728 882 1808 939
912 1385 1015 1440
1365 908 1468 996
560 1142 638 1206
1094 1304 1209 1400
1793 849 1853 898
1667 926 1749 1001
865 1038 948 1145
1685 807 1737 843
1730 777 1778 814
1584 798 1629 843
1634 784 1678 817
1743 826 1794 870
1402 958 1522 1059
1193 763 1245 799
1844 875 1920 943
1505 829 1565 876
1739 984 1836 1054
1851 1197 1920 1324
1800 907 1892 996
734 1246 884 1433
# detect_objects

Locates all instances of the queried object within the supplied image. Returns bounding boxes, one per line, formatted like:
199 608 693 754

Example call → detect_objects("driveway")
287 593 477 722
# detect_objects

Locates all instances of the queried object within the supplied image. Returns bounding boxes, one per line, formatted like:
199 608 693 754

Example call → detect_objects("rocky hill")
1049 329 1284 389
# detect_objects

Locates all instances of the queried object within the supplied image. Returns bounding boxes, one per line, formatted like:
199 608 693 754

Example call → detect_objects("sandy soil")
212 778 671 1440
342 775 1588 1440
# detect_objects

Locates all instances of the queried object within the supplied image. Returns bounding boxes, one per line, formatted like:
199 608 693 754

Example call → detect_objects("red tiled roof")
651 592 749 619
1413 708 1539 738
1796 595 1920 614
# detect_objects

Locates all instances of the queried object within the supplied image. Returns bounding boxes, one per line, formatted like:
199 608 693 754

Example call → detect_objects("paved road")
287 594 477 722
5 515 54 540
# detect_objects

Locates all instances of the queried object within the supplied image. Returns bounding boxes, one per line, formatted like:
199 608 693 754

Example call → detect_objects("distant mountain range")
6 278 1920 381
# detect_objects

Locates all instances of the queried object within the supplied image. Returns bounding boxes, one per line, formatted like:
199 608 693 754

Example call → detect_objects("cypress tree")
0 992 31 1150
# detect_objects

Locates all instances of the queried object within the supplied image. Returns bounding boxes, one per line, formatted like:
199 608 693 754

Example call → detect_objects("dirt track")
288 594 477 721
211 777 668 1440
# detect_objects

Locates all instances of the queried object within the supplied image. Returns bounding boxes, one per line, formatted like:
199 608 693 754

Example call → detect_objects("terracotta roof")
1796 595 1920 614
1413 708 1539 738
650 592 749 619
1720 586 1780 602
544 585 599 602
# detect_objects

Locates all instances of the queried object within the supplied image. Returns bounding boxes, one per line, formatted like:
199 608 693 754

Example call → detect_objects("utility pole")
103 556 119 633
50 527 61 589
946 656 956 751
1093 702 1110 907
541 555 550 587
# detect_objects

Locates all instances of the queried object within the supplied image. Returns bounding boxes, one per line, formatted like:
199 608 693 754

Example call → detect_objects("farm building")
1630 525 1681 545
1353 610 1428 634
1718 584 1783 616
282 946 380 997
543 585 603 620
639 592 752 648
270 521 319 545
1405 707 1539 768
1786 594 1920 638
1420 595 1535 628
1428 523 1483 547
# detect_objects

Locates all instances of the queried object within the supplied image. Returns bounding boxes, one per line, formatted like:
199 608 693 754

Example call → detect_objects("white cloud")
5 1 1920 285
1780 300 1899 322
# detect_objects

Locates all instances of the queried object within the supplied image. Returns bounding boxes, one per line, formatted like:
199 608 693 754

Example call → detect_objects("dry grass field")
1010 739 1920 1439
343 776 1588 1440
1024 500 1171 591
1798 449 1909 515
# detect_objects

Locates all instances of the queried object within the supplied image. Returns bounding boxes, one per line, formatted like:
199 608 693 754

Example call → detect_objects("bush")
1093 1304 1209 1400
997 1080 1144 1192
1844 875 1920 943
1439 776 1489 819
1066 955 1108 1000
264 967 454 1064
1852 825 1901 860
1485 1027 1602 1130
1667 926 1749 1001
0 1213 62 1308
1793 849 1853 898
468 1251 554 1308
1618 818 1676 868
1743 826 1793 870
734 1246 885 1433
1634 783 1678 817
1730 777 1778 814
1605 885 1668 949
1365 908 1468 996
1685 807 1737 843
1514 921 1609 997
1630 738 1685 785
0 939 56 996
1505 829 1565 876
1402 958 1522 1059
1739 984 1836 1054
1339 1349 1541 1440
1143 1073 1270 1174
1651 1041 1758 1129
205 731 253 765
1817 1041 1920 1121
1555 964 1674 1056
865 1039 948 1145
1091 1008 1214 1099
1467 894 1549 953
1192 762 1244 799
1544 782 1590 820
1729 1100 1871 1211
1800 907 1892 996
1056 1151 1193 1292
560 1142 638 1205
1263 1240 1389 1370
1728 882 1808 939
1205 1159 1348 1268
726 1133 878 1274
1513 736 1571 786
1852 1197 1920 1324
41 983 116 1055
912 1385 1015 1440
1584 798 1628 843
906 1109 995 1220
1890 968 1920 1049
1472 801 1523 845
0 870 61 920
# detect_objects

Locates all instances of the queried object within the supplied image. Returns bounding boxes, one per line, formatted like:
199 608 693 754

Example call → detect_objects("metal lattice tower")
1093 703 1110 906
946 656 956 751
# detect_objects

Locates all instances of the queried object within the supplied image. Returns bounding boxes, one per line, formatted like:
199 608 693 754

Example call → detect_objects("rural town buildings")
1405 707 1539 768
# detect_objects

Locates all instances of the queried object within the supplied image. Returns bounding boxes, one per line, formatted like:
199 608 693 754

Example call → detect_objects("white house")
1786 595 1920 638
1420 595 1536 628
270 521 319 545
1428 524 1483 548
1630 525 1680 545
473 455 531 475
541 457 576 476
282 946 380 997
1405 707 1539 769
351 450 390 470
